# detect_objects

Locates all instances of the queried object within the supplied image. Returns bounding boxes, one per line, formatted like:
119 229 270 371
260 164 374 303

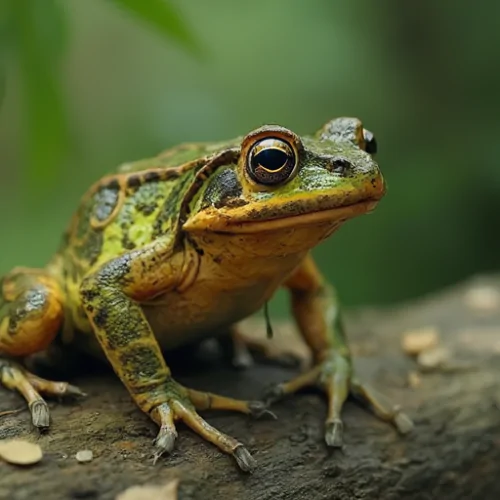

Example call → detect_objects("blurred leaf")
108 0 201 54
10 0 67 194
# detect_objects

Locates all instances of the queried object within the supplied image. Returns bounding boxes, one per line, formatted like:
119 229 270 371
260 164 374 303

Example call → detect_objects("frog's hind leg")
0 268 83 428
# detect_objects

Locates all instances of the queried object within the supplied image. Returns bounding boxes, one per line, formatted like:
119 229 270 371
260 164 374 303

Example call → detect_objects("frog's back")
51 139 236 276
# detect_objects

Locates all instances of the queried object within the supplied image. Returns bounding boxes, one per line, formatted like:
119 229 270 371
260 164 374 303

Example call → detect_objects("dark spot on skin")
106 179 120 190
80 288 99 303
144 171 161 183
121 231 137 251
223 198 248 208
201 168 244 209
93 307 109 328
126 175 143 189
213 255 222 264
136 202 157 216
127 181 165 218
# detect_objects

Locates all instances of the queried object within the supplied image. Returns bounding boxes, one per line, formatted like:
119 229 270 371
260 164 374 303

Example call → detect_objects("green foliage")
0 0 195 195
108 0 200 53
9 0 67 194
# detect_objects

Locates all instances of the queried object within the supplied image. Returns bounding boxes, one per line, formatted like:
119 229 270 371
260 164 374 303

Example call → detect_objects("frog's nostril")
330 159 351 174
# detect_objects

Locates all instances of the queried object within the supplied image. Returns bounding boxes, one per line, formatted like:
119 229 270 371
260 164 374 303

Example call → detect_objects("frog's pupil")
255 148 288 171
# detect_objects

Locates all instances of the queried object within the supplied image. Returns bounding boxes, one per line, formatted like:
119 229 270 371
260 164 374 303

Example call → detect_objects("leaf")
108 0 200 55
10 0 68 194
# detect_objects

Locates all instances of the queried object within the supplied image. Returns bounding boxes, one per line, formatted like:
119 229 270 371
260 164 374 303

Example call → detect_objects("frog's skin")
0 118 413 472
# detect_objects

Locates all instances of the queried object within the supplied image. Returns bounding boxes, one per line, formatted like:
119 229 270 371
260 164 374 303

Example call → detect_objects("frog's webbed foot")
0 358 86 429
223 329 303 370
264 350 413 447
147 383 274 472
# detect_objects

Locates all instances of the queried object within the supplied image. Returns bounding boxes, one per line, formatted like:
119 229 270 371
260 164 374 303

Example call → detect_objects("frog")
0 117 413 472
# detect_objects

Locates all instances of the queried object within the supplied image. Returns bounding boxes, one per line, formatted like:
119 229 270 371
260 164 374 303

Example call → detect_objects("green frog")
0 117 412 471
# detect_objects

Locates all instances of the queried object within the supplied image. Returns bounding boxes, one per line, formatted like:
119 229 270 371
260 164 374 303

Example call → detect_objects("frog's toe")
350 378 414 435
149 390 258 472
152 429 178 465
324 418 343 447
26 373 86 399
151 402 178 463
172 398 257 472
247 400 277 419
29 399 51 429
264 351 413 447
233 445 257 473
1 360 52 429
0 358 85 430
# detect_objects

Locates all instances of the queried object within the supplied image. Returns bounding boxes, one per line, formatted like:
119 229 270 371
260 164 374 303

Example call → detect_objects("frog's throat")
183 200 378 234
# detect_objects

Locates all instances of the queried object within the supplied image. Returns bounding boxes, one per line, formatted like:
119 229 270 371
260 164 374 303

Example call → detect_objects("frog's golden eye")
363 129 377 155
247 138 297 185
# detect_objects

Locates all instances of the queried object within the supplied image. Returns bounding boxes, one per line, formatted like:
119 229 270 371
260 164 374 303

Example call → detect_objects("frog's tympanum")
0 118 412 471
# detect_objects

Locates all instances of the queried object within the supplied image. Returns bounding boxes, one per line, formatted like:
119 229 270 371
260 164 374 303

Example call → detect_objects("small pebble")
0 439 43 465
464 286 500 312
401 327 439 356
407 370 422 388
75 450 93 463
417 346 450 371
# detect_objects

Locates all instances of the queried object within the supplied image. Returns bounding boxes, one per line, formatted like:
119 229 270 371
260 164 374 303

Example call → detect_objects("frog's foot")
264 350 413 447
148 385 274 472
226 329 302 369
0 358 85 429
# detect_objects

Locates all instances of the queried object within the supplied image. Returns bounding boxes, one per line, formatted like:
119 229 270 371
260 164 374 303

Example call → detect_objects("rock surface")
1 276 500 500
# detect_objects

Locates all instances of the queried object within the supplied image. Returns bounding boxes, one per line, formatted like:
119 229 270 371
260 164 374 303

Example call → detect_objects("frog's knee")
0 274 64 357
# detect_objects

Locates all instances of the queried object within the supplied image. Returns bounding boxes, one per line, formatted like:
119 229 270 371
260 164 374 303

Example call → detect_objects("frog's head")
184 117 385 235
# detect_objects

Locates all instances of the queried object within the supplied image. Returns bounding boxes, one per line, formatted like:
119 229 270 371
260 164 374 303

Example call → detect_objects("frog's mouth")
183 198 379 234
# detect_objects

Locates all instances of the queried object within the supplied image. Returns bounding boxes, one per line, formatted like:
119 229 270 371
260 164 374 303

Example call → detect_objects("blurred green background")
1 0 499 313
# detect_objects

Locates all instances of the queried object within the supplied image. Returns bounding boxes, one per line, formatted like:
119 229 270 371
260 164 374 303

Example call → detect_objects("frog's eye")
363 129 377 155
247 138 297 185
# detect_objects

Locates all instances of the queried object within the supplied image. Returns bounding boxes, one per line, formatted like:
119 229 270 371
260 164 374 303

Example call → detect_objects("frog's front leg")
266 254 414 446
80 240 265 472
